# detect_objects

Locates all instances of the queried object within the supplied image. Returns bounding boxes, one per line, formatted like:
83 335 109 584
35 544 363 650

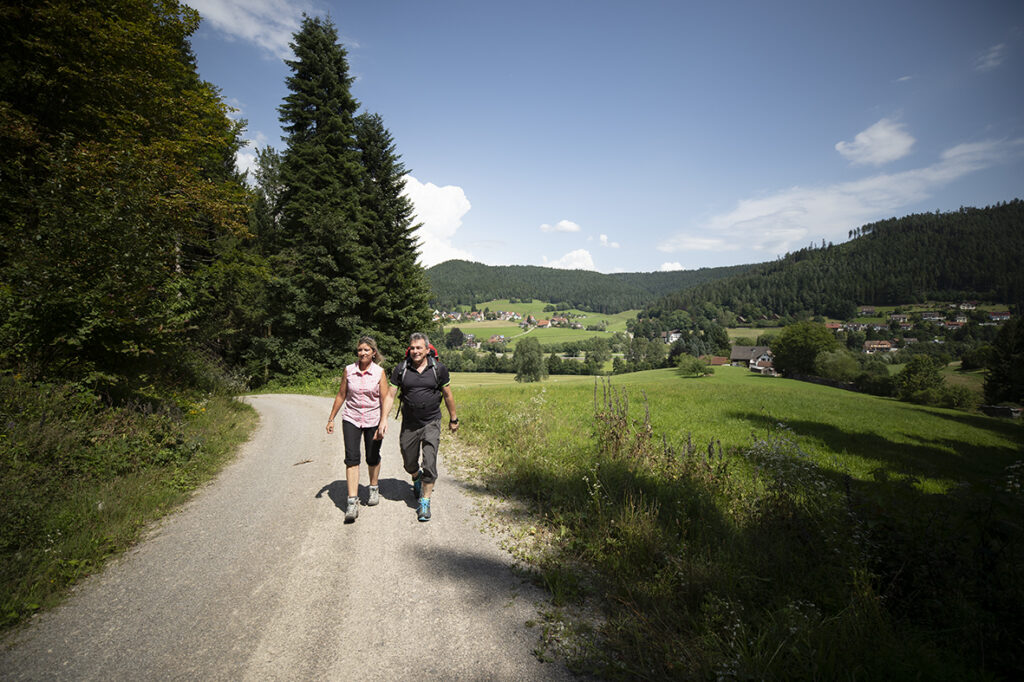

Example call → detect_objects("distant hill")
643 200 1024 323
425 260 756 314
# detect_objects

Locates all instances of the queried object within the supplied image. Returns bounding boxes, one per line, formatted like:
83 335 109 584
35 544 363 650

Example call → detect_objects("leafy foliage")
513 336 547 382
984 316 1024 405
771 321 839 375
0 0 248 398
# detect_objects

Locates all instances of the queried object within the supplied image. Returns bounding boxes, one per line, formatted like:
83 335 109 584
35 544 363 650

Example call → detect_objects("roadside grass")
0 376 257 631
448 366 1023 678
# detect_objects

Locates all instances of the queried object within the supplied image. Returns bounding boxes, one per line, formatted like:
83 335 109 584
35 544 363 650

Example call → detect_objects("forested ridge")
426 259 755 313
643 201 1024 323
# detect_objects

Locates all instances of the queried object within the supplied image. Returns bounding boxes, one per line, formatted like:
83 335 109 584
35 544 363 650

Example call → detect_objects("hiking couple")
325 333 458 523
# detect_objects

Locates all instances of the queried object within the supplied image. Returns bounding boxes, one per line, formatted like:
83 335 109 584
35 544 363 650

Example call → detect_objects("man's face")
408 340 427 363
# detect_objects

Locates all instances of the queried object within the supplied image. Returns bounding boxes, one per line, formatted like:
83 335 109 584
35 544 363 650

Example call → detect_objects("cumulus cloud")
402 175 474 267
187 0 314 58
975 43 1008 72
835 118 915 166
660 262 683 271
658 138 1024 260
599 234 620 248
540 220 581 232
544 249 596 270
235 130 269 182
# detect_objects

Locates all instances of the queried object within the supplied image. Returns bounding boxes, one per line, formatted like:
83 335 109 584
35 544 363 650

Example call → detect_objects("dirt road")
0 394 571 680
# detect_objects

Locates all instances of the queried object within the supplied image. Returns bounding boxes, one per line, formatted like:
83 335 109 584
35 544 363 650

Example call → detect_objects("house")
858 306 876 316
730 345 772 369
989 311 1011 322
660 329 684 344
960 301 978 311
751 356 776 376
922 311 944 321
536 319 550 328
825 322 842 331
889 313 909 323
863 340 894 353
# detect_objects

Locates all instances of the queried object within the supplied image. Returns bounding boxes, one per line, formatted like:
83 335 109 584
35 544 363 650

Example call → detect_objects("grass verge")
448 368 1023 679
1 375 257 631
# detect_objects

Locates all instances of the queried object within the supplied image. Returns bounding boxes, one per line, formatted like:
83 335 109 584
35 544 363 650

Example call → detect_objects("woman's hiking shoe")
345 496 359 523
417 498 431 522
367 485 380 506
412 471 422 499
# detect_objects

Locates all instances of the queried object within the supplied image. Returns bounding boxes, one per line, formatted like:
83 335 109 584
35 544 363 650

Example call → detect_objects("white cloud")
234 131 269 183
975 43 1008 72
659 138 1024 259
895 75 913 82
402 175 474 267
835 118 915 166
599 234 620 248
544 249 596 270
540 220 581 232
660 262 683 271
187 0 314 58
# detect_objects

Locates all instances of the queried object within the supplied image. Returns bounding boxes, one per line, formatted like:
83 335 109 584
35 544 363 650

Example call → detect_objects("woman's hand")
374 420 387 440
326 420 335 434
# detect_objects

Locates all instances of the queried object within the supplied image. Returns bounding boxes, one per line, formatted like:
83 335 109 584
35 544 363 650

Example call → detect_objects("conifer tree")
264 15 369 375
354 112 432 357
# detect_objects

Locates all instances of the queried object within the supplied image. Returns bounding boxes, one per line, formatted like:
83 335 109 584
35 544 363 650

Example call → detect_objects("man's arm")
441 385 458 432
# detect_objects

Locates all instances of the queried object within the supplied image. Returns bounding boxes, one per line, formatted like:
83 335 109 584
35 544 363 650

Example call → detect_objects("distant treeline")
643 201 1024 324
426 260 754 313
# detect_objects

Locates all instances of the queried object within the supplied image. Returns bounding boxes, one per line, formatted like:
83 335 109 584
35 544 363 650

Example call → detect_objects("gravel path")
0 394 571 681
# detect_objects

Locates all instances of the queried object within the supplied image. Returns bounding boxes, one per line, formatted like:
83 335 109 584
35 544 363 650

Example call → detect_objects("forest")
642 201 1024 324
425 259 753 313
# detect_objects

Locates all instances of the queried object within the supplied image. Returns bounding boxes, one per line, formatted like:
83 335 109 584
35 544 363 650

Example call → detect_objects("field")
724 326 783 341
447 366 1023 678
441 299 637 348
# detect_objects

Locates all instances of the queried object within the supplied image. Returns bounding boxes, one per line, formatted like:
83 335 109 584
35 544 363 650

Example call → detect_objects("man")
378 333 458 521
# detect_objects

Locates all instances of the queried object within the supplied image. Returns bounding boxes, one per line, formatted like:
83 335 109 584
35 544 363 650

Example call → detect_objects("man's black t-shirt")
389 358 450 428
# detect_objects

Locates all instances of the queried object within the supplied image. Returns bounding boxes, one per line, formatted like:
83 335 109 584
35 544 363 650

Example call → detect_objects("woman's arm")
326 371 347 434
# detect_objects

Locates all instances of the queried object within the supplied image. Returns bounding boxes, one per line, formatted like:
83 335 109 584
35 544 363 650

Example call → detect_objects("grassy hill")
449 366 1023 678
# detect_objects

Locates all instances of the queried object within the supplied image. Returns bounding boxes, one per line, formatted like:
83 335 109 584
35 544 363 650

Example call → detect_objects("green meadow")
448 365 1022 678
441 299 637 348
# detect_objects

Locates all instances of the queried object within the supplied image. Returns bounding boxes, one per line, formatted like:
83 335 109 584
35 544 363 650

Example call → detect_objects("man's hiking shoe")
417 498 431 522
412 471 423 499
367 485 380 506
345 496 359 523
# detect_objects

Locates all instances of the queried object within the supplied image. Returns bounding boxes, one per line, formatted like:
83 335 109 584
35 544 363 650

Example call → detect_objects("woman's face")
357 343 374 362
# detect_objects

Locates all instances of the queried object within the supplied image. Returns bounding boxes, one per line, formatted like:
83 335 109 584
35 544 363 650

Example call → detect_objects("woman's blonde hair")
357 335 385 364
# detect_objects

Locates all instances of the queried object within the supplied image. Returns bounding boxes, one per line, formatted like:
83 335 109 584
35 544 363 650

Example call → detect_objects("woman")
326 336 389 522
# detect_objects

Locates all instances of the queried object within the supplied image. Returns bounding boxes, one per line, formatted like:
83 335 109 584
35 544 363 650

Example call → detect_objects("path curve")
0 394 570 681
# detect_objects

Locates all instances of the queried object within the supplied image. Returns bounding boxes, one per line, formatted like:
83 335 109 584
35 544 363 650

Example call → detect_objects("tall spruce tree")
265 15 369 376
354 112 432 358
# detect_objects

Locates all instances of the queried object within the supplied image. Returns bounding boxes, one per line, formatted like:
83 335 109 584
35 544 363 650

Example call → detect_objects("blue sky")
188 0 1024 273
